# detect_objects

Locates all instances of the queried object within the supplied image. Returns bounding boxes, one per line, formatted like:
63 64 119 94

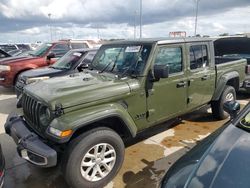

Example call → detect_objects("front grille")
22 93 43 132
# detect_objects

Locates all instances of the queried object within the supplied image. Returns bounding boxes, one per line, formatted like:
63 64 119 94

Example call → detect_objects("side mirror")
46 53 55 60
77 63 89 72
153 64 169 81
223 101 240 119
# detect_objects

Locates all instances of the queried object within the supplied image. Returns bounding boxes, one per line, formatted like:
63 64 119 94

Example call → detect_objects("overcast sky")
0 0 250 43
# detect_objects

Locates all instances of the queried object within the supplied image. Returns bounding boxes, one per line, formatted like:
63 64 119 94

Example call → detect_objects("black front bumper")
4 114 57 167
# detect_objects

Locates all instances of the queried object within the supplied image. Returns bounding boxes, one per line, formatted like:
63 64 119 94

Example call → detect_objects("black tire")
63 127 125 188
211 85 236 120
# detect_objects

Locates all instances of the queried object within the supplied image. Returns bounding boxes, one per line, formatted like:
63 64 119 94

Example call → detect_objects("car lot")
0 86 249 188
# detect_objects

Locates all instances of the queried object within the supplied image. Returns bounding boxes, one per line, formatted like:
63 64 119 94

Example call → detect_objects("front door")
146 44 188 125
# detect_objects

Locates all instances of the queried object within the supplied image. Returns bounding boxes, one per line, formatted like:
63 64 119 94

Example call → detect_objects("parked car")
15 48 98 98
214 36 250 91
0 49 11 59
0 39 92 88
0 44 18 52
15 44 33 51
160 100 250 188
0 144 5 188
7 49 31 57
5 38 247 188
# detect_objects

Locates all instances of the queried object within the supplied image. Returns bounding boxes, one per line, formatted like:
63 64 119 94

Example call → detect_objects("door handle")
201 75 209 81
176 81 186 88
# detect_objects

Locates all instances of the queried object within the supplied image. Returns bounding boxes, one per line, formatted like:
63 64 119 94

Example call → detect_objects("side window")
189 45 208 70
50 44 70 58
71 43 88 49
81 51 96 65
155 47 182 74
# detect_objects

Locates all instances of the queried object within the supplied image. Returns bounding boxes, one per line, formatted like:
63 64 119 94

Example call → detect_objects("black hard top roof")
214 36 250 56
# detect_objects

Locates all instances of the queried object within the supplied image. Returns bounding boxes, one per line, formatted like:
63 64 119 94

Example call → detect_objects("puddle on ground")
161 112 227 148
112 143 165 188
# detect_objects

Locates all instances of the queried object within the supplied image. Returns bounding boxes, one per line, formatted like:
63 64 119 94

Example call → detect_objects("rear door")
147 44 188 124
186 43 215 111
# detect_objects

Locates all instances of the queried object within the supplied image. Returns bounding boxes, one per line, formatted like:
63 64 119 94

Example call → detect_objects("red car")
0 40 91 88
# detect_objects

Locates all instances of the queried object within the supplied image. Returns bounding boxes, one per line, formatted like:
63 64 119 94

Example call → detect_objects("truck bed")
215 57 247 89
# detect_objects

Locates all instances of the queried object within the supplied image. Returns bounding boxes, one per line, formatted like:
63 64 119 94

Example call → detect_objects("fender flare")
49 103 137 138
212 71 239 101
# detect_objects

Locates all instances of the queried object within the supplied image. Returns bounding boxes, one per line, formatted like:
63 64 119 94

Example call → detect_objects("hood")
0 55 38 65
187 124 250 188
162 124 250 188
24 72 132 110
21 67 63 79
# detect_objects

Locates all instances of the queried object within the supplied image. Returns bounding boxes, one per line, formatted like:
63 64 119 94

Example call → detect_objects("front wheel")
211 85 236 120
63 128 125 188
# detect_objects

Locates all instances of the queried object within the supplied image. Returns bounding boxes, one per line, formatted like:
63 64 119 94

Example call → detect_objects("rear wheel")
63 128 125 188
211 85 236 120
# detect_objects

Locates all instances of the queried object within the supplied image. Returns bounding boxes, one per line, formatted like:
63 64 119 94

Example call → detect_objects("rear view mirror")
223 101 240 119
153 65 169 81
77 64 89 72
47 53 55 60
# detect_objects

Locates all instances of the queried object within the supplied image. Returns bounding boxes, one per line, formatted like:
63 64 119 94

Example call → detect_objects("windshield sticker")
125 46 141 53
73 52 82 57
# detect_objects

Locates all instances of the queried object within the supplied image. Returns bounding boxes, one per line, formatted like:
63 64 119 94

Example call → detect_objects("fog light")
21 149 47 165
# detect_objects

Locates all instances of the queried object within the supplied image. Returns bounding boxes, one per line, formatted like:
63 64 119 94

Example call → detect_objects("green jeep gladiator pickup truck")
5 38 247 188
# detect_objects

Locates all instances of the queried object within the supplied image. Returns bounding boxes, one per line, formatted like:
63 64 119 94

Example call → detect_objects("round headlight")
39 106 51 126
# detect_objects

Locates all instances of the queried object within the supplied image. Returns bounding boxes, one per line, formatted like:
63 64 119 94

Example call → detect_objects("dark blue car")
0 49 11 59
15 48 97 97
161 101 250 188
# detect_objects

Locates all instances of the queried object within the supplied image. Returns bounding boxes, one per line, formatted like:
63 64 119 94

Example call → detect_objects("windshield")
29 43 52 57
51 51 85 70
91 44 152 77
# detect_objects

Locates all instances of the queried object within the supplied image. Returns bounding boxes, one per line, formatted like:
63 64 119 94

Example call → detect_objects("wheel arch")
50 103 138 143
212 71 239 101
13 67 35 85
70 116 135 142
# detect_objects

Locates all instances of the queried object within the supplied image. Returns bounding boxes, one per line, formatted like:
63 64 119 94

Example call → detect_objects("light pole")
134 11 138 39
71 30 75 39
194 0 200 36
48 13 52 41
139 0 142 38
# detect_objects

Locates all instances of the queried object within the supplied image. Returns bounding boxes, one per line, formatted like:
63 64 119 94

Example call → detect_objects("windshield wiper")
50 66 65 70
28 53 36 57
99 48 123 73
118 56 142 79
99 60 114 73
118 65 138 79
